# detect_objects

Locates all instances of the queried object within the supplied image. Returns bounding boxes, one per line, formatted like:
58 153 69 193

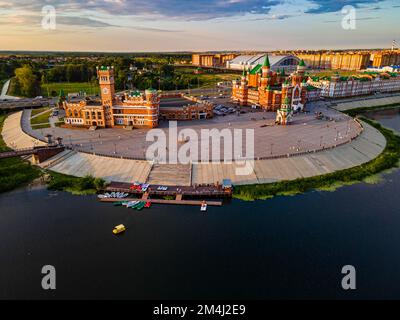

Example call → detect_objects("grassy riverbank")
0 113 41 193
344 104 400 117
1 112 105 194
234 118 400 201
47 172 105 195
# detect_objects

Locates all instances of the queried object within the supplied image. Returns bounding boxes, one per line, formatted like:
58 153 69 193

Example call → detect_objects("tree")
14 65 41 97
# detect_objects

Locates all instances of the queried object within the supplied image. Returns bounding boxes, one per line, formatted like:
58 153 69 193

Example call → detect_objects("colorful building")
63 66 213 129
308 72 400 98
296 51 371 70
192 53 238 67
231 56 308 124
371 50 400 68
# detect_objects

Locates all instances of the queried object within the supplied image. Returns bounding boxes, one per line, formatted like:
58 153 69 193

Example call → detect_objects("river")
0 110 399 300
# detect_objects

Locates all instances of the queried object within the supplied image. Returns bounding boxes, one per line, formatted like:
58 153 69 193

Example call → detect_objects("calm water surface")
0 111 399 300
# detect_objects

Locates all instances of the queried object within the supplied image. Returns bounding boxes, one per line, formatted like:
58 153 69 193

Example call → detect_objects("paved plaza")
0 102 386 186
30 102 361 161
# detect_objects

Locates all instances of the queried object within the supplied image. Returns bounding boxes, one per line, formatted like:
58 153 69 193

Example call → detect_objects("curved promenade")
1 111 46 149
1 111 386 186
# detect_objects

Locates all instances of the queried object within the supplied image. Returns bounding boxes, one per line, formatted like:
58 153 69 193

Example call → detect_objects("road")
0 79 20 101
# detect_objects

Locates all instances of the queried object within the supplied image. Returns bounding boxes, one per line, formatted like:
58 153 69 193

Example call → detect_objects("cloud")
0 0 388 22
306 0 384 14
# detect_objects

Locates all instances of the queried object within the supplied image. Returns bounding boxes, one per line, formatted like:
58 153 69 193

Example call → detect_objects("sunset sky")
0 0 399 52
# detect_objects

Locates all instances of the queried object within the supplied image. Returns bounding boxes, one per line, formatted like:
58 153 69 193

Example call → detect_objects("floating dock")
101 181 231 207
100 198 223 206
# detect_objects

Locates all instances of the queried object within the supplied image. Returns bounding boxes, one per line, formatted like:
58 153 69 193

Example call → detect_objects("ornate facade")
232 55 308 124
308 72 400 98
63 66 213 129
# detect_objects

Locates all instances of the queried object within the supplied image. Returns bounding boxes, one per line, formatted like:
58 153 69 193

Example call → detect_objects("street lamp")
320 136 323 147
270 143 274 155
114 142 117 155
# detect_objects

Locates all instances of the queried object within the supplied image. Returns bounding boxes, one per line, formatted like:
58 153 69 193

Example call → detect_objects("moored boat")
113 201 128 206
135 202 146 211
144 201 151 208
126 201 139 208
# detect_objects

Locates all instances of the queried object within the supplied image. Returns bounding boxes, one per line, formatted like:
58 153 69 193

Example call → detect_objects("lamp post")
114 142 117 155
270 143 274 156
320 136 323 147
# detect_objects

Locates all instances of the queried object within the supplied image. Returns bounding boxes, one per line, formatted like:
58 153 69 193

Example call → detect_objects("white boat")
98 194 106 199
126 201 139 208
200 203 207 212
104 193 111 198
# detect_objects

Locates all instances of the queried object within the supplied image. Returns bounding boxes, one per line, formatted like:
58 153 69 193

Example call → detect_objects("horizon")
0 0 399 52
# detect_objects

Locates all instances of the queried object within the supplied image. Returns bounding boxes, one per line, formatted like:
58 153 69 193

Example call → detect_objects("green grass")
234 117 400 201
175 70 239 89
0 113 41 193
30 109 52 126
31 106 51 117
41 82 99 97
31 123 51 129
47 172 106 195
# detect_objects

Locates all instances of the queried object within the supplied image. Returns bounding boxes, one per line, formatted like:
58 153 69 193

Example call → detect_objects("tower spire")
263 54 271 68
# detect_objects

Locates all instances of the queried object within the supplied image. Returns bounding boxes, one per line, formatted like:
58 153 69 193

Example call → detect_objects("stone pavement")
37 121 385 186
1 111 46 149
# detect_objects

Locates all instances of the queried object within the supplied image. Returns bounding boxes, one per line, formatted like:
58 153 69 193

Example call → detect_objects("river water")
1 110 399 300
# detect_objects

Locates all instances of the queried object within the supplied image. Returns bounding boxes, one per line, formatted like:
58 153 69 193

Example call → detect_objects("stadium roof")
228 54 300 71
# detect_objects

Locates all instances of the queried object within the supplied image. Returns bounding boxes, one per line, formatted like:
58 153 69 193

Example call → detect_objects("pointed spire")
263 54 270 68
299 59 306 67
242 68 247 77
283 96 290 106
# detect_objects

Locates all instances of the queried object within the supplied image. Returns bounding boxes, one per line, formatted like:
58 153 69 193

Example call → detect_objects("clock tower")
97 66 115 106
97 66 116 127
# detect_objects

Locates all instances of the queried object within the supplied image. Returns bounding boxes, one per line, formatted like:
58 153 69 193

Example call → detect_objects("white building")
308 73 400 98
226 54 301 73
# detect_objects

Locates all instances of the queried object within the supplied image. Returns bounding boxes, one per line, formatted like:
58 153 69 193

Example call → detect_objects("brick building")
63 66 213 129
232 56 308 125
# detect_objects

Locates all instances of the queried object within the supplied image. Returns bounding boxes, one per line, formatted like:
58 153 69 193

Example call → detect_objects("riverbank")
344 103 400 117
234 117 400 201
0 113 41 193
0 112 105 194
47 172 105 195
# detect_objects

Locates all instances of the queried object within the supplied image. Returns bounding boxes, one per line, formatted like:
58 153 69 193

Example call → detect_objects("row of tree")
2 55 207 97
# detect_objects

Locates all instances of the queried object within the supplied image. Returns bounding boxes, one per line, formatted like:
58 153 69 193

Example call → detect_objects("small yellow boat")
113 224 126 235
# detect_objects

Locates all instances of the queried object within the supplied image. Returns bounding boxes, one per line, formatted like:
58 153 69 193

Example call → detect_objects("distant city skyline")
0 0 399 52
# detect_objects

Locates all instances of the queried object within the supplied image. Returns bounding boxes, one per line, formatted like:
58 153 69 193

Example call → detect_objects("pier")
105 181 232 198
100 197 223 206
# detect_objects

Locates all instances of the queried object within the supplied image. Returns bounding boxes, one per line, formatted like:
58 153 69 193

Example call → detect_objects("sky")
0 0 399 52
